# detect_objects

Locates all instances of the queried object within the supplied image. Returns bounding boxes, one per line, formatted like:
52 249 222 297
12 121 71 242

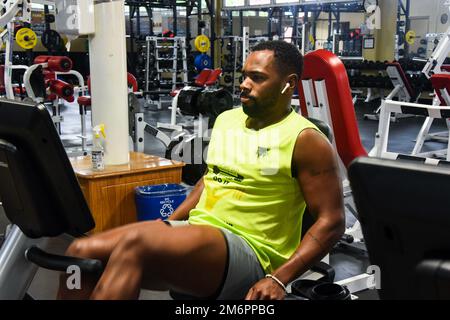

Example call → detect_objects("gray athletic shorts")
165 220 265 300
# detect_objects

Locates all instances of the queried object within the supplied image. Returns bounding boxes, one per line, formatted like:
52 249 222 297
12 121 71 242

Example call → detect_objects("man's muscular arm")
246 128 345 300
168 178 205 221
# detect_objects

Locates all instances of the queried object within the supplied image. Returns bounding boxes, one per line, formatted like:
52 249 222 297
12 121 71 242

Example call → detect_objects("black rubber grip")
25 246 103 274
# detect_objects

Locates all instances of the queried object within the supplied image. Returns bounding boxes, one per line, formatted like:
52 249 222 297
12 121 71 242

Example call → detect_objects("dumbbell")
136 55 145 67
375 61 384 70
362 60 370 70
374 76 385 88
223 74 233 84
417 47 427 56
224 54 234 63
353 75 364 87
345 61 355 70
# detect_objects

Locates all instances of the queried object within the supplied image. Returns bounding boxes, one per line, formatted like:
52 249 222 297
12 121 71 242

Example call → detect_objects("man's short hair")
251 40 303 80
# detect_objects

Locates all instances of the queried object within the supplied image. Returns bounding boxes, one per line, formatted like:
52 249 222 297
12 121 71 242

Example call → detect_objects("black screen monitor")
349 157 450 300
0 99 94 238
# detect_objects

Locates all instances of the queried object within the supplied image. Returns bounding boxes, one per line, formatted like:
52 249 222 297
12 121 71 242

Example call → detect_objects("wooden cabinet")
71 152 184 233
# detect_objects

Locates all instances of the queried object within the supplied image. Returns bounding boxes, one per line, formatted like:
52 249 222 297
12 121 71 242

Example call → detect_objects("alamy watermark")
366 5 381 30
366 265 381 289
66 265 81 290
55 1 78 31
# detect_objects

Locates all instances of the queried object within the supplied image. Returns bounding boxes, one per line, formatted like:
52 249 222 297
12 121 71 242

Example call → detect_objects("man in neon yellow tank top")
58 41 345 300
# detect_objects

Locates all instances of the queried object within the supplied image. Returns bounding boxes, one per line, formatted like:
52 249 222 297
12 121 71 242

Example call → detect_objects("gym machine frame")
145 35 189 116
407 0 450 159
0 0 32 100
363 63 417 121
301 77 376 295
371 98 450 162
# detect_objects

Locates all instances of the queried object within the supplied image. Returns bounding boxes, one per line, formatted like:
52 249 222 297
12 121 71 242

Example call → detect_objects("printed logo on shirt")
257 146 270 158
212 165 244 183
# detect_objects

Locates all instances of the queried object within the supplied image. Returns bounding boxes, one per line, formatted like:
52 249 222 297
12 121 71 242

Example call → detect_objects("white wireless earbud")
281 83 290 94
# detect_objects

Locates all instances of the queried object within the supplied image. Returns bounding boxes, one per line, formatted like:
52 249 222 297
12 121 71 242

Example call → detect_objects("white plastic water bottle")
92 124 105 171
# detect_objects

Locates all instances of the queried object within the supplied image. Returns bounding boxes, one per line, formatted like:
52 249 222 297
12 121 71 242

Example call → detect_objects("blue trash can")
135 184 187 221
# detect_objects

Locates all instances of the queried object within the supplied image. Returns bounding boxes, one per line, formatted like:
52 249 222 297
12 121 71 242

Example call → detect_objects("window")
249 0 271 5
224 0 245 7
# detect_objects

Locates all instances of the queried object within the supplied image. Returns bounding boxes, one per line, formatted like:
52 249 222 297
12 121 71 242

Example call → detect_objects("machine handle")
25 246 104 274
310 261 336 283
341 234 355 244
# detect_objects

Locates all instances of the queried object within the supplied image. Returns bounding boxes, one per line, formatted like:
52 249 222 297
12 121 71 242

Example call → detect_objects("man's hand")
245 278 286 300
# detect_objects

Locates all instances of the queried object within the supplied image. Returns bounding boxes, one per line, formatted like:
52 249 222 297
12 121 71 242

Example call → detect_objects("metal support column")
328 11 332 41
268 8 273 39
205 0 215 68
240 11 244 37
278 8 283 38
136 5 141 38
292 6 299 46
404 0 411 55
173 0 177 35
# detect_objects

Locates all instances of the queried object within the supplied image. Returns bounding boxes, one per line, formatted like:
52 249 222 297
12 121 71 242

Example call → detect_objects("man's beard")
241 94 277 118
242 100 260 117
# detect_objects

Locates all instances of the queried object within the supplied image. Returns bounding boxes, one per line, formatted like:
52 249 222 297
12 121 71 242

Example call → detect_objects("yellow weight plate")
309 34 315 46
195 35 210 53
406 30 416 45
16 28 37 50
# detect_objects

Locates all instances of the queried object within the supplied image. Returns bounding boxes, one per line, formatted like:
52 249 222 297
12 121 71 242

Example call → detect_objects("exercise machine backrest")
195 69 212 87
0 99 94 238
430 74 450 106
385 62 416 102
349 156 450 299
298 49 367 168
204 69 222 87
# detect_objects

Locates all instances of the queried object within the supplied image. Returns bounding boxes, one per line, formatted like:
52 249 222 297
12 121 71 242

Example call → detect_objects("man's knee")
112 230 151 261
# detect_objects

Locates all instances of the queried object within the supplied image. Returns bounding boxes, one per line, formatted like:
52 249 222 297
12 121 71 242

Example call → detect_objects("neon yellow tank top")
188 107 319 273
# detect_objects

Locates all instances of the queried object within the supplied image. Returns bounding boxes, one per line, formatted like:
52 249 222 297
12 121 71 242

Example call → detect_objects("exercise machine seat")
127 72 138 93
77 96 92 106
430 74 450 106
194 69 212 87
298 49 367 168
205 69 222 86
0 65 5 94
386 62 416 102
441 65 450 72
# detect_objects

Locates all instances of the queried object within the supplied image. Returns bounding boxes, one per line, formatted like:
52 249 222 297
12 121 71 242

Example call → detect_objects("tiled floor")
4 95 446 300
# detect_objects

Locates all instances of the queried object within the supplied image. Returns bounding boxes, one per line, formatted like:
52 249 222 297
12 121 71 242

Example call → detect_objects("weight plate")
406 30 416 45
194 35 211 53
308 34 315 46
41 29 63 51
194 54 212 71
417 47 426 55
16 28 37 50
